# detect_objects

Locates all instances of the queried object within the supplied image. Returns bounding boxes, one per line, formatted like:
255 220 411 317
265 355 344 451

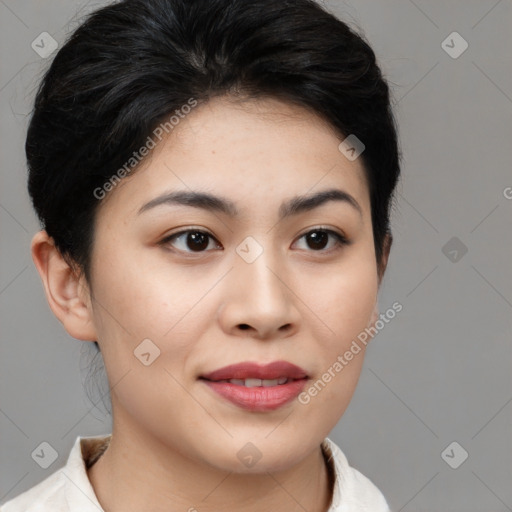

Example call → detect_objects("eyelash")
159 226 349 256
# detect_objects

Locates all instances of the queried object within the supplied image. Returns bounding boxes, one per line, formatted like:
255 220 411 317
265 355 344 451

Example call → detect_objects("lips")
200 360 308 382
199 361 309 411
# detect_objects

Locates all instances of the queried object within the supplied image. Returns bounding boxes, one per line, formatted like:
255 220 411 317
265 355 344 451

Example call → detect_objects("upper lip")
200 361 309 381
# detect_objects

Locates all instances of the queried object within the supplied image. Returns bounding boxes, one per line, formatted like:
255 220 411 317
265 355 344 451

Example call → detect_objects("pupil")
187 232 209 251
308 231 327 250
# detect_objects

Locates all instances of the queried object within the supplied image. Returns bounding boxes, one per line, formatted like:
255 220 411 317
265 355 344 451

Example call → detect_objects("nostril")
238 324 251 330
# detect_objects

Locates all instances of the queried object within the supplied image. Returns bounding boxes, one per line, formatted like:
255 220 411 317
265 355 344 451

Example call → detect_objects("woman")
3 0 400 510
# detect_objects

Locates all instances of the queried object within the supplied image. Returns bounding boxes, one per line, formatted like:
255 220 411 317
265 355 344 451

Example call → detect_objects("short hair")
27 0 401 283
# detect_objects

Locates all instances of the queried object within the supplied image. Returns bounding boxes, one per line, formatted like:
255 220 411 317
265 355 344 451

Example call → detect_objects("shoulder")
1 434 110 512
1 468 67 512
322 437 391 512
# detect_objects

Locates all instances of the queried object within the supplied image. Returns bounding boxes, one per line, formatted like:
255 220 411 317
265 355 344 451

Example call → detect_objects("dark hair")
27 0 401 372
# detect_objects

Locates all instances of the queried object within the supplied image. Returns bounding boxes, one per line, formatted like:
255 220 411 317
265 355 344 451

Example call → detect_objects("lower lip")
201 378 308 411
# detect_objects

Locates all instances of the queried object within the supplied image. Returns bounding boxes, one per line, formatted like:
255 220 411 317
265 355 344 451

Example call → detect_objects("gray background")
1 1 511 510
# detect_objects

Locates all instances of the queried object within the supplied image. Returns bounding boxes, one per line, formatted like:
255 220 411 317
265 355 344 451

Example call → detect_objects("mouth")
200 376 301 387
200 360 309 381
199 361 309 411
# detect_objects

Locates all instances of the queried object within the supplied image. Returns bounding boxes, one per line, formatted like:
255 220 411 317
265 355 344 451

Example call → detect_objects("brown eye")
294 228 348 252
305 231 329 250
161 230 221 253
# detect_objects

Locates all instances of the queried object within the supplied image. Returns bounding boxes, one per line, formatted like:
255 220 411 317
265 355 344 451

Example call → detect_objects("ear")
377 231 393 288
31 230 97 342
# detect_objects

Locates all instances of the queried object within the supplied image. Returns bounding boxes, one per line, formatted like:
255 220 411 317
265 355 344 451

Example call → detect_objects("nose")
217 248 301 340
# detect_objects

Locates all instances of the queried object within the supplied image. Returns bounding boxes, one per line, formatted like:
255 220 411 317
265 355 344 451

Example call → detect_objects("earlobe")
31 230 97 342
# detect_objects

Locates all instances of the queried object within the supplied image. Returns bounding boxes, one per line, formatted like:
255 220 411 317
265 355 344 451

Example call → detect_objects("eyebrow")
137 187 363 221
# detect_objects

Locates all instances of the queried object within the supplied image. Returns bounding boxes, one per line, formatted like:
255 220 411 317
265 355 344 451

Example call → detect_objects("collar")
62 434 109 510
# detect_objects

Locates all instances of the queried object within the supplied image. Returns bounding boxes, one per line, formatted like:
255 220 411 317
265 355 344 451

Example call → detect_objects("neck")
87 413 333 512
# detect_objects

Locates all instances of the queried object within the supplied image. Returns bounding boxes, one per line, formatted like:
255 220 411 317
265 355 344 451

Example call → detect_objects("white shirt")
1 434 390 511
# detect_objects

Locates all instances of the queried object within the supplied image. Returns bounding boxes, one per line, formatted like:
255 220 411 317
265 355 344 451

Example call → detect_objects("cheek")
87 251 205 419
310 252 379 342
332 270 377 334
88 241 212 366
298 248 378 403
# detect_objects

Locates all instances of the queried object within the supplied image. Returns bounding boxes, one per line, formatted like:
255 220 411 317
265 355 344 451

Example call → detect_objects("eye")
160 227 349 255
293 228 349 252
160 229 221 253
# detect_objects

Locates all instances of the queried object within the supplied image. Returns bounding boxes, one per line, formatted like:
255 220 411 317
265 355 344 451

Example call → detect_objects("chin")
197 434 312 474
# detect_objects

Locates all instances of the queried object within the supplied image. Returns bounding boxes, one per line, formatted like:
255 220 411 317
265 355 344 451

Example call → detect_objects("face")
81 95 385 473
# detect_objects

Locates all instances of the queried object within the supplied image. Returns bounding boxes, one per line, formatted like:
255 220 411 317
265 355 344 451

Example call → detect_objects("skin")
31 95 391 512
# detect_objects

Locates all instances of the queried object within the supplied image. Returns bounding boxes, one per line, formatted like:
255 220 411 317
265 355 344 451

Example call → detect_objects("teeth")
245 378 263 387
225 377 290 387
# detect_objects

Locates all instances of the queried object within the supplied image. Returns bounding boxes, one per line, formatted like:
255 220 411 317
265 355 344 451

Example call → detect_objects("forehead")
95 95 370 221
